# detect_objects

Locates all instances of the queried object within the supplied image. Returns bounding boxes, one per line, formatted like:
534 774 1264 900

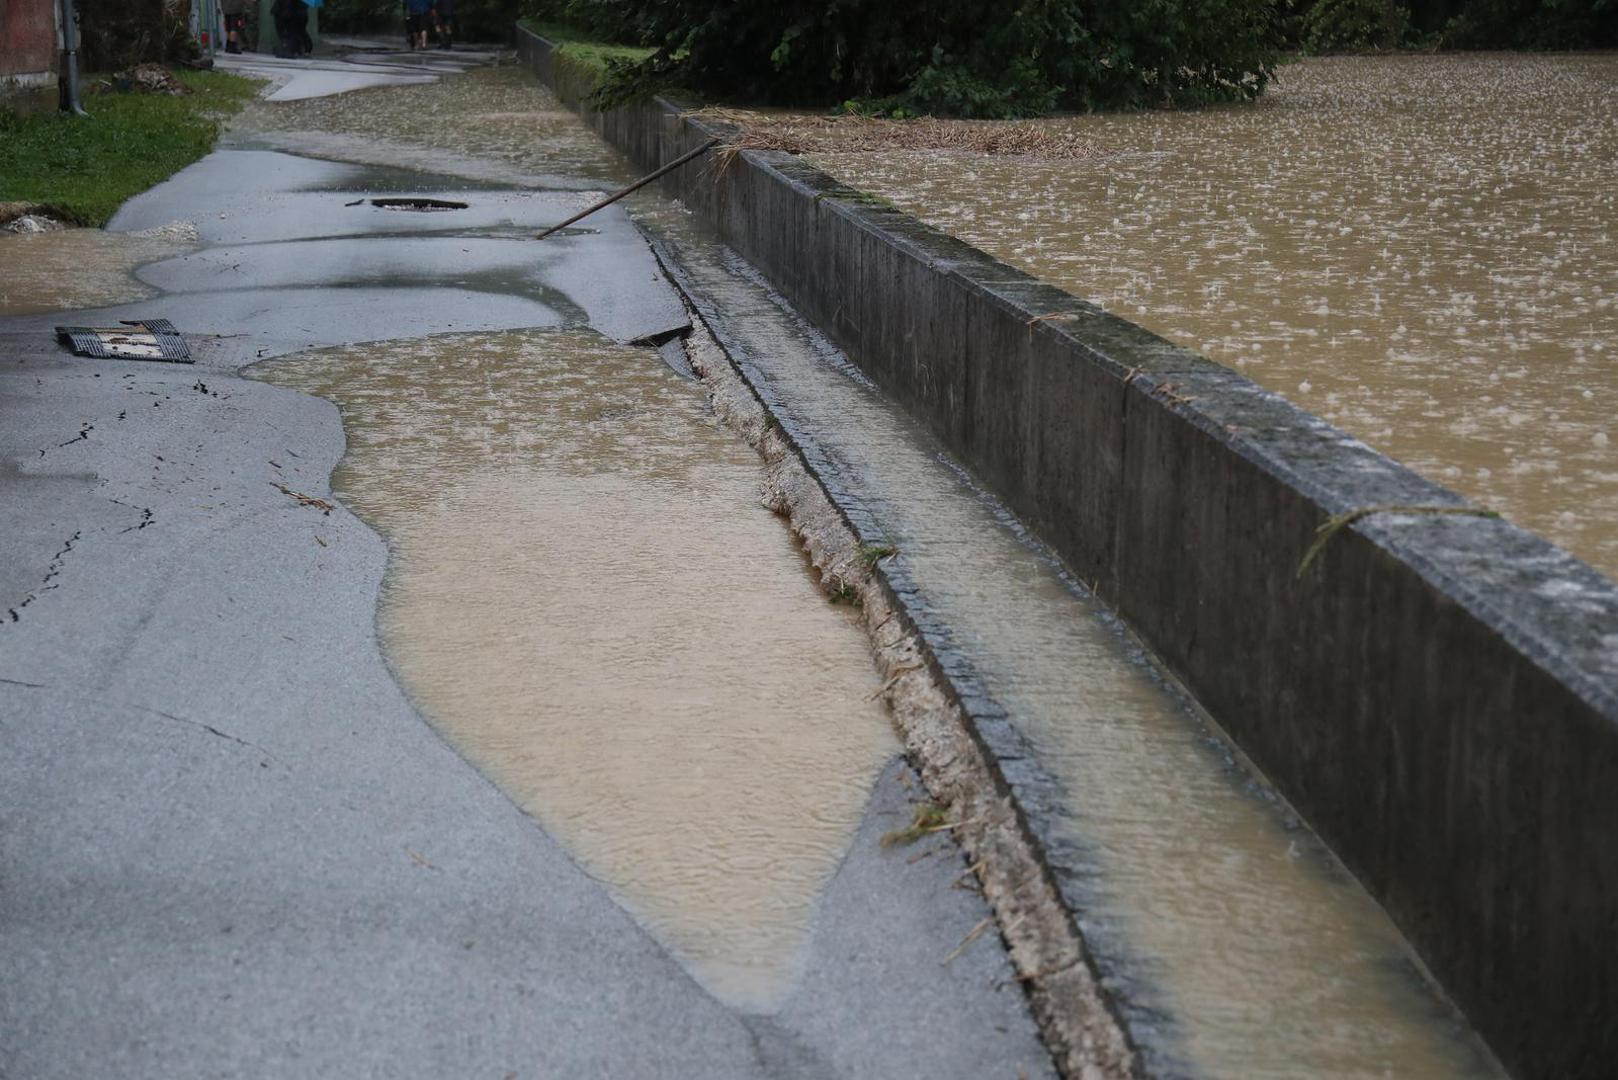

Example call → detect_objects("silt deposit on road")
257 328 897 1010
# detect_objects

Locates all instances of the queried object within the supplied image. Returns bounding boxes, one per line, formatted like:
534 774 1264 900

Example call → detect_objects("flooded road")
255 330 896 1009
0 52 1514 1073
814 53 1618 579
229 60 1503 1073
240 61 628 187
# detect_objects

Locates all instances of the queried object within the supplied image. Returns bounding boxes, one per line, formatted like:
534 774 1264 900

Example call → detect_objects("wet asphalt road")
0 49 1053 1080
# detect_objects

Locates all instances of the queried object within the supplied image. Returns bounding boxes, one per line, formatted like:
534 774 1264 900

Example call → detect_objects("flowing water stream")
814 52 1618 579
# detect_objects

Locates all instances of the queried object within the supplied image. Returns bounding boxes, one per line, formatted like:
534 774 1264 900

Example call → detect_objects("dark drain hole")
370 198 470 212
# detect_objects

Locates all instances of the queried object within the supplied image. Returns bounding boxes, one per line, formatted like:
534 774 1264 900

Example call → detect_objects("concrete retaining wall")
517 27 1618 1079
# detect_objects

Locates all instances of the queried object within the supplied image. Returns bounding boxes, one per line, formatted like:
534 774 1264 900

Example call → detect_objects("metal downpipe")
58 0 87 115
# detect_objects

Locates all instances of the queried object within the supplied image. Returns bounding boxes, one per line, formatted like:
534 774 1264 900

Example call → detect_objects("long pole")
534 138 721 241
58 0 86 115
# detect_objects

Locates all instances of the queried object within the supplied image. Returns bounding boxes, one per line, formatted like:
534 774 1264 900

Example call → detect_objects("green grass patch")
858 544 898 568
521 19 654 72
880 802 950 847
0 69 260 226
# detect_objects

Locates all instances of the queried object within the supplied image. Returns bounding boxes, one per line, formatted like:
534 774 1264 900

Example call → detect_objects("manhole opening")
370 198 469 212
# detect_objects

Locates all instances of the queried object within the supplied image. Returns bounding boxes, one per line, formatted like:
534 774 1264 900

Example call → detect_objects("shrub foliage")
1302 0 1409 50
321 0 522 41
75 0 195 70
531 0 1282 117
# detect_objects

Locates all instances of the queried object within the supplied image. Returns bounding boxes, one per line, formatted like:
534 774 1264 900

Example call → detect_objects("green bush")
1297 0 1618 49
1302 0 1410 50
322 0 521 41
75 0 196 70
318 0 399 33
527 0 1282 117
1437 0 1618 47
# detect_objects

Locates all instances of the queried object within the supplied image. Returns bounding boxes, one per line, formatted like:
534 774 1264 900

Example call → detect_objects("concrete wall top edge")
1126 364 1618 710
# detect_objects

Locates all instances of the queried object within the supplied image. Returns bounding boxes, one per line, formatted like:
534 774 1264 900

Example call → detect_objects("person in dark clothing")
432 0 454 50
222 0 251 54
272 0 311 58
405 0 432 50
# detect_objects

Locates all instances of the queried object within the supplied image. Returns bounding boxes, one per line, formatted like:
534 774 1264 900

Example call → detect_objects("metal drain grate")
55 319 192 363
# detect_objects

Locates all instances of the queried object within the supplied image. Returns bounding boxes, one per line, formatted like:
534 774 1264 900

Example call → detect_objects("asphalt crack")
118 508 156 534
4 530 81 624
0 676 273 758
56 422 93 448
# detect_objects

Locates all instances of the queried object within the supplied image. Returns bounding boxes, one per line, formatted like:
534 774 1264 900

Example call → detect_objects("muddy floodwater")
0 225 196 316
815 53 1618 578
239 62 628 186
256 330 896 1009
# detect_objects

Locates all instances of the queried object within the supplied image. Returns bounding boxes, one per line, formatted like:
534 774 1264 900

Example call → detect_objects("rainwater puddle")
635 201 1503 1078
0 226 196 316
253 329 897 1010
814 52 1618 579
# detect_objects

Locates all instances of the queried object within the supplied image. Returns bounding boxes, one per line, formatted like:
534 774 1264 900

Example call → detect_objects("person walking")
432 0 454 50
221 0 251 54
405 0 432 50
271 0 309 57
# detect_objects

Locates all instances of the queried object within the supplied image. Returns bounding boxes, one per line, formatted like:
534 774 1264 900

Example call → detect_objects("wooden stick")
535 137 721 240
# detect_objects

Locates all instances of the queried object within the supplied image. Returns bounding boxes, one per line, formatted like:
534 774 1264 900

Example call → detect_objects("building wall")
1 0 59 81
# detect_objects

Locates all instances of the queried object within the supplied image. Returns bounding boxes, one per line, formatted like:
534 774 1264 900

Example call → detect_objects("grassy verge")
0 69 260 226
519 19 653 73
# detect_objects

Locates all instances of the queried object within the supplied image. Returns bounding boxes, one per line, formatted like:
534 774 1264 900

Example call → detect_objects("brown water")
814 52 1618 579
255 330 897 1009
636 200 1503 1078
0 225 197 316
238 62 629 186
